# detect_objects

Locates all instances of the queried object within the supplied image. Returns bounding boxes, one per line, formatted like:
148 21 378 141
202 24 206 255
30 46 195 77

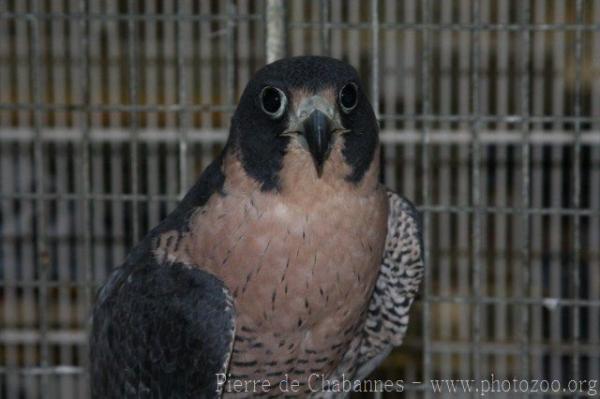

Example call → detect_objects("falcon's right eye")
260 86 287 119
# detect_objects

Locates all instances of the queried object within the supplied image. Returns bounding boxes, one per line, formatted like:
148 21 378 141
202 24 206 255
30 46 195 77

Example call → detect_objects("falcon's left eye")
339 82 358 113
260 86 287 119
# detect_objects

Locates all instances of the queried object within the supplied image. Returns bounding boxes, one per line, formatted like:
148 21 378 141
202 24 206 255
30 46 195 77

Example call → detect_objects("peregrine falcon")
90 56 424 398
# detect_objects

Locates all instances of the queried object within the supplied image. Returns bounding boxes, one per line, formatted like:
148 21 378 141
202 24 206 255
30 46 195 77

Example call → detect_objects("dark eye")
339 82 358 113
260 86 287 119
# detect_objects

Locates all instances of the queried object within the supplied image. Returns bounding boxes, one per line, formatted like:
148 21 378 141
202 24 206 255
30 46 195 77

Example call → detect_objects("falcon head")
227 56 379 192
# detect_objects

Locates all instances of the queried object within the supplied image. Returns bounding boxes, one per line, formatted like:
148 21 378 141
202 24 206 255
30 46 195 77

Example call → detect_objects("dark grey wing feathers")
90 255 235 399
90 156 234 398
356 190 424 379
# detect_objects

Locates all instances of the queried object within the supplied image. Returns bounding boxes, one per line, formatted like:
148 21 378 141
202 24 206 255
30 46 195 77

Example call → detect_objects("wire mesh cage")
0 0 599 398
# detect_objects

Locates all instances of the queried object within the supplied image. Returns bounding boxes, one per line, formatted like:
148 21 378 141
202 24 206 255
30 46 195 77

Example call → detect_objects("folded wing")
90 255 235 398
355 190 424 380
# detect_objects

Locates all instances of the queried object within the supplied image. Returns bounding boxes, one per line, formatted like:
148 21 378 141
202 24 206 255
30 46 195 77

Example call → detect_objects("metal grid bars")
1 1 599 398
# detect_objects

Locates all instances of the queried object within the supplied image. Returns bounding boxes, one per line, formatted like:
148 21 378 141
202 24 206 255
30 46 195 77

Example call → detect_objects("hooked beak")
302 110 332 177
282 93 347 177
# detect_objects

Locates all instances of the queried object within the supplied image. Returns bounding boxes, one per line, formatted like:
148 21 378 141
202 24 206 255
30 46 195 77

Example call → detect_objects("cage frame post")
265 0 286 63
